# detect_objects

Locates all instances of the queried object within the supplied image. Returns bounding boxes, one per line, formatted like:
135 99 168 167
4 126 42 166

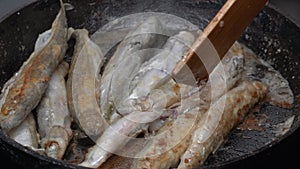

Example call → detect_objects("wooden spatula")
173 0 268 85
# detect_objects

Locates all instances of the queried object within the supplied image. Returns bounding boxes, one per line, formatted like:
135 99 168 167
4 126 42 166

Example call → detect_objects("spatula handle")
173 0 268 85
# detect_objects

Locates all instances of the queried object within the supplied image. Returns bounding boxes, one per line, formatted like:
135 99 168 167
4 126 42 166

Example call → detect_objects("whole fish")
67 29 106 138
79 111 159 168
131 48 245 169
238 43 294 108
116 31 196 116
79 31 197 168
79 79 186 168
8 113 40 150
177 81 267 169
0 0 68 132
129 31 196 100
110 48 162 116
99 16 164 122
136 43 244 136
201 42 245 103
130 83 206 169
117 79 182 117
37 61 72 160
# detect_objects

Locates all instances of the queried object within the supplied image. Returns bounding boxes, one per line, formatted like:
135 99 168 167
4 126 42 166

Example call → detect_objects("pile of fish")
0 1 294 169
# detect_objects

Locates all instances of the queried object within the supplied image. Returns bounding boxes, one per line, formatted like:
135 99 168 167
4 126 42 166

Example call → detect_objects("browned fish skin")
67 29 106 137
0 0 68 132
177 81 267 169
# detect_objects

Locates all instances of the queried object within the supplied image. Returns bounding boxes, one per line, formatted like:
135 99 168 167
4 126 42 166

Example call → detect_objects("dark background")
0 0 299 168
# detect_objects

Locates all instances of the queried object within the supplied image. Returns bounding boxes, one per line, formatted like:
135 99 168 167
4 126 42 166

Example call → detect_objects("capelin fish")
79 111 159 168
131 49 245 169
0 0 68 132
132 107 202 169
131 43 244 135
129 31 196 100
79 31 198 168
99 16 164 122
117 78 182 117
67 29 106 138
117 31 196 119
203 43 245 103
82 80 187 168
237 43 294 108
8 113 40 150
110 49 162 116
37 61 72 160
80 81 191 168
177 81 267 169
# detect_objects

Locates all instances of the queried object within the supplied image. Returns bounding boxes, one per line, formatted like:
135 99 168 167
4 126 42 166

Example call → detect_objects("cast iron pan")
0 0 299 168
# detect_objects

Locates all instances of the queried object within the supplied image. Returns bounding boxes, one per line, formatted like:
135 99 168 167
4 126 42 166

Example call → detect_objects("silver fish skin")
79 111 159 168
177 81 267 169
237 43 294 108
110 49 162 116
131 49 245 169
8 113 39 150
0 0 68 132
203 42 245 103
35 29 52 51
99 17 164 122
117 79 182 117
37 61 72 160
67 29 106 137
129 31 195 100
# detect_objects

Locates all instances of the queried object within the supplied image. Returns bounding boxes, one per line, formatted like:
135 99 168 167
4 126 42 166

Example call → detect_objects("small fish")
131 106 201 169
204 43 245 103
79 30 200 168
115 31 196 119
79 111 159 168
238 42 294 108
37 62 72 160
110 49 162 116
0 0 68 132
67 29 106 138
129 31 196 100
131 48 245 169
99 16 164 122
117 79 182 116
80 79 188 168
8 113 40 150
177 81 267 169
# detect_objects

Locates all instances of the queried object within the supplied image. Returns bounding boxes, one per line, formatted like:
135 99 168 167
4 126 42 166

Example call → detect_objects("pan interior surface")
0 0 299 168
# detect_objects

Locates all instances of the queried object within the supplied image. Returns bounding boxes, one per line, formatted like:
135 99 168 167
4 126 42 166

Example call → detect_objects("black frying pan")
0 0 299 168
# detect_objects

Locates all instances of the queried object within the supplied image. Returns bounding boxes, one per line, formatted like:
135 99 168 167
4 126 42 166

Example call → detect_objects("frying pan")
0 0 299 168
